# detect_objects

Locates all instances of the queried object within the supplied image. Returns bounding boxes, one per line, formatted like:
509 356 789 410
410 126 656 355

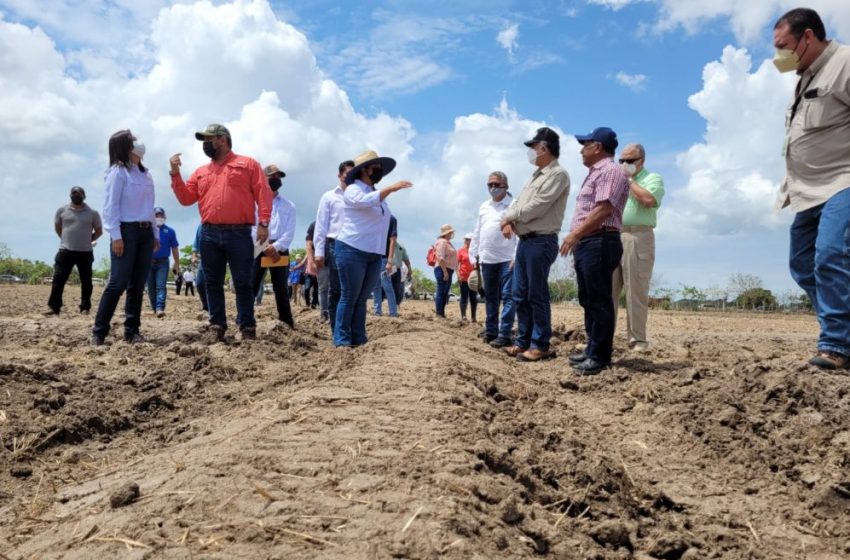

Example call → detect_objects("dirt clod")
589 520 632 551
109 481 140 508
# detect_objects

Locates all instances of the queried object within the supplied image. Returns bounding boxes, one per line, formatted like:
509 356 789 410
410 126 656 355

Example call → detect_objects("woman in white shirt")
92 130 158 346
333 150 411 347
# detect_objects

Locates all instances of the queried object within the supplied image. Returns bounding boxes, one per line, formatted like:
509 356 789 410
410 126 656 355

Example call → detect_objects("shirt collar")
590 156 615 172
634 167 649 181
210 151 237 169
805 40 837 78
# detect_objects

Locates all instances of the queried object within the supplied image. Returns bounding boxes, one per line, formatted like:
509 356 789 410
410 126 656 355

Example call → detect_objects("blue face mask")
489 186 507 198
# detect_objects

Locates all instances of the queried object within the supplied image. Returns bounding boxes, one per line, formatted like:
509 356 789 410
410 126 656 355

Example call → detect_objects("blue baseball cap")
575 127 619 153
154 207 166 217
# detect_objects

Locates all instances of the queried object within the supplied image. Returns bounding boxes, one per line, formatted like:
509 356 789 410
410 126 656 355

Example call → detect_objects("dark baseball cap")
524 127 560 147
575 127 619 153
195 123 231 140
154 207 166 216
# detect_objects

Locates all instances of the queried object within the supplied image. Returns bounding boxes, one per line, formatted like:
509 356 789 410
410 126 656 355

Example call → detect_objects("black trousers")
48 249 94 313
253 254 294 328
459 281 478 320
184 281 195 296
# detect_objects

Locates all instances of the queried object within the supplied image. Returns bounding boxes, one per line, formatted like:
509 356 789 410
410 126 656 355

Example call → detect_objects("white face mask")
622 163 637 176
132 142 146 158
773 48 800 73
527 147 539 165
155 217 165 227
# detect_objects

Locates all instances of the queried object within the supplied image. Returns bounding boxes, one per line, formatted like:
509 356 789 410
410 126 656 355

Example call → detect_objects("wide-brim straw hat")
468 270 481 292
344 150 396 185
439 224 455 238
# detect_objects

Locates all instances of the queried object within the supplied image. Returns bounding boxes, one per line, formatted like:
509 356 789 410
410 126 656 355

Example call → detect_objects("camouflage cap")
263 164 286 178
195 123 231 141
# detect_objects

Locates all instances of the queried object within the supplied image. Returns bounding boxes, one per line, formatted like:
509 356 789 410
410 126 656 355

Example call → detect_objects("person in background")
470 171 517 348
314 161 355 327
169 123 272 342
391 240 412 307
773 8 850 370
372 215 398 316
500 127 570 363
333 150 412 346
147 206 180 317
612 143 664 352
456 233 478 322
289 256 303 307
303 221 319 309
175 265 183 296
252 164 295 328
182 268 195 296
433 224 458 318
561 127 630 375
92 131 158 345
191 223 208 312
45 186 102 316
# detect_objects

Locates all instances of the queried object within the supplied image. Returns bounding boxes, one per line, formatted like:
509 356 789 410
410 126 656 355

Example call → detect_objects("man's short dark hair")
775 8 826 41
541 140 560 158
338 160 355 174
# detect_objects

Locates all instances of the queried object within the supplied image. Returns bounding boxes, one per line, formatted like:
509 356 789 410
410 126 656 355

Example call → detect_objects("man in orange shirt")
169 124 272 342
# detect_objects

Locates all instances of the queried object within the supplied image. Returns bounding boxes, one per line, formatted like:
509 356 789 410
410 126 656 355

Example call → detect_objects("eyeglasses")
487 182 503 188
618 158 641 164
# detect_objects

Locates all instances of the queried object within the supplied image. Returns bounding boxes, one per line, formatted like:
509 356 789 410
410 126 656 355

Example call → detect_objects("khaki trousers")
612 226 655 345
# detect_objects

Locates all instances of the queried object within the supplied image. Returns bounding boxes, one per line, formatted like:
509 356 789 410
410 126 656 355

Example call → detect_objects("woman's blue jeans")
334 241 381 346
434 267 453 317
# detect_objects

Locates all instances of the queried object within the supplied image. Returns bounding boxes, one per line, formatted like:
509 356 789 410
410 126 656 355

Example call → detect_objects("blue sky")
1 0 848 299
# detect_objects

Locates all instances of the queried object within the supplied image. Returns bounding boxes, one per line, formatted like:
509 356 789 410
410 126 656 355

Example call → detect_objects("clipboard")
261 254 290 268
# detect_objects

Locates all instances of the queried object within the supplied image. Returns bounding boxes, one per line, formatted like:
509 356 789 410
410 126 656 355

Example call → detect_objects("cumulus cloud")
650 0 850 43
497 22 519 61
611 71 648 91
657 46 796 240
586 0 645 10
0 0 578 271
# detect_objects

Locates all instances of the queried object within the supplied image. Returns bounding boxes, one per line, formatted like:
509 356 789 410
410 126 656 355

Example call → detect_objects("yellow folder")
260 255 290 268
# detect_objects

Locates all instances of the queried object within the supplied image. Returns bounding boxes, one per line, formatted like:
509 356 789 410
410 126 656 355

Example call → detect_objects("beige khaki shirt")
502 159 570 236
780 41 850 212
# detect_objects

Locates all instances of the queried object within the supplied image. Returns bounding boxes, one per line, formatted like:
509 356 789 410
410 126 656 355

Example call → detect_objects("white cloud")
0 1 581 274
586 0 646 9
657 46 796 240
611 71 648 91
497 22 519 61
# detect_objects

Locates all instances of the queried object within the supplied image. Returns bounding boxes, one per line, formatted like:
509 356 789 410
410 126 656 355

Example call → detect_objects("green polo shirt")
622 168 664 227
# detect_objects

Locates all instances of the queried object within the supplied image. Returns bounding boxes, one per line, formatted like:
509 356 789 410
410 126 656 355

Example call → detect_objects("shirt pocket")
801 88 844 131
226 161 251 187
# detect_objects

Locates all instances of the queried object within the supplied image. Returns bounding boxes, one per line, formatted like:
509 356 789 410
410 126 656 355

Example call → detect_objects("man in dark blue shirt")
147 207 180 317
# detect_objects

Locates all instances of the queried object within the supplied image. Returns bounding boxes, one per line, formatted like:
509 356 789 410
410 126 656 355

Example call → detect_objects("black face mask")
269 177 282 191
203 141 217 159
70 194 84 205
369 167 384 185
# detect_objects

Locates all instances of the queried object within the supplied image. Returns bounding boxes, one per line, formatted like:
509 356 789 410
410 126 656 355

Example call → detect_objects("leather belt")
202 223 252 230
121 221 151 228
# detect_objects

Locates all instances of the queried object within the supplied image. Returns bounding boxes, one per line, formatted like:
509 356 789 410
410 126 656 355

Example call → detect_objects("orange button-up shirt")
171 151 272 225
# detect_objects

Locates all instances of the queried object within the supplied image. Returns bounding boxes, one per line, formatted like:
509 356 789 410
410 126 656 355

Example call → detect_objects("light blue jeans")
789 186 850 356
372 257 398 316
147 258 170 312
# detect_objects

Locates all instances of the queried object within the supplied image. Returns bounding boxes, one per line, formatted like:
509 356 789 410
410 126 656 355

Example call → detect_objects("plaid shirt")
570 157 630 232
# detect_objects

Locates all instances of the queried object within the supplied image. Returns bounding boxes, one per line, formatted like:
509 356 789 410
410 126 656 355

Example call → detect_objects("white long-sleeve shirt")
313 184 345 258
469 194 517 265
254 192 296 252
336 179 390 255
102 164 158 241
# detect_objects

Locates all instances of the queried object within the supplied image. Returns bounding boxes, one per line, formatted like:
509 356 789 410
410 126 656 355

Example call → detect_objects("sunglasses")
487 182 504 188
618 158 641 164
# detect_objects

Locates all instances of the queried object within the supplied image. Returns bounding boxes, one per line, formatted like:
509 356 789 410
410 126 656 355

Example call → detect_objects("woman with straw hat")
433 224 458 318
333 150 412 346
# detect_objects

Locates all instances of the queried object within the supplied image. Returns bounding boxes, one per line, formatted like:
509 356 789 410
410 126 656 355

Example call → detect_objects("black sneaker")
240 327 257 341
489 336 511 349
125 333 145 344
202 325 226 344
572 358 608 376
91 334 105 347
568 352 587 364
42 308 60 317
